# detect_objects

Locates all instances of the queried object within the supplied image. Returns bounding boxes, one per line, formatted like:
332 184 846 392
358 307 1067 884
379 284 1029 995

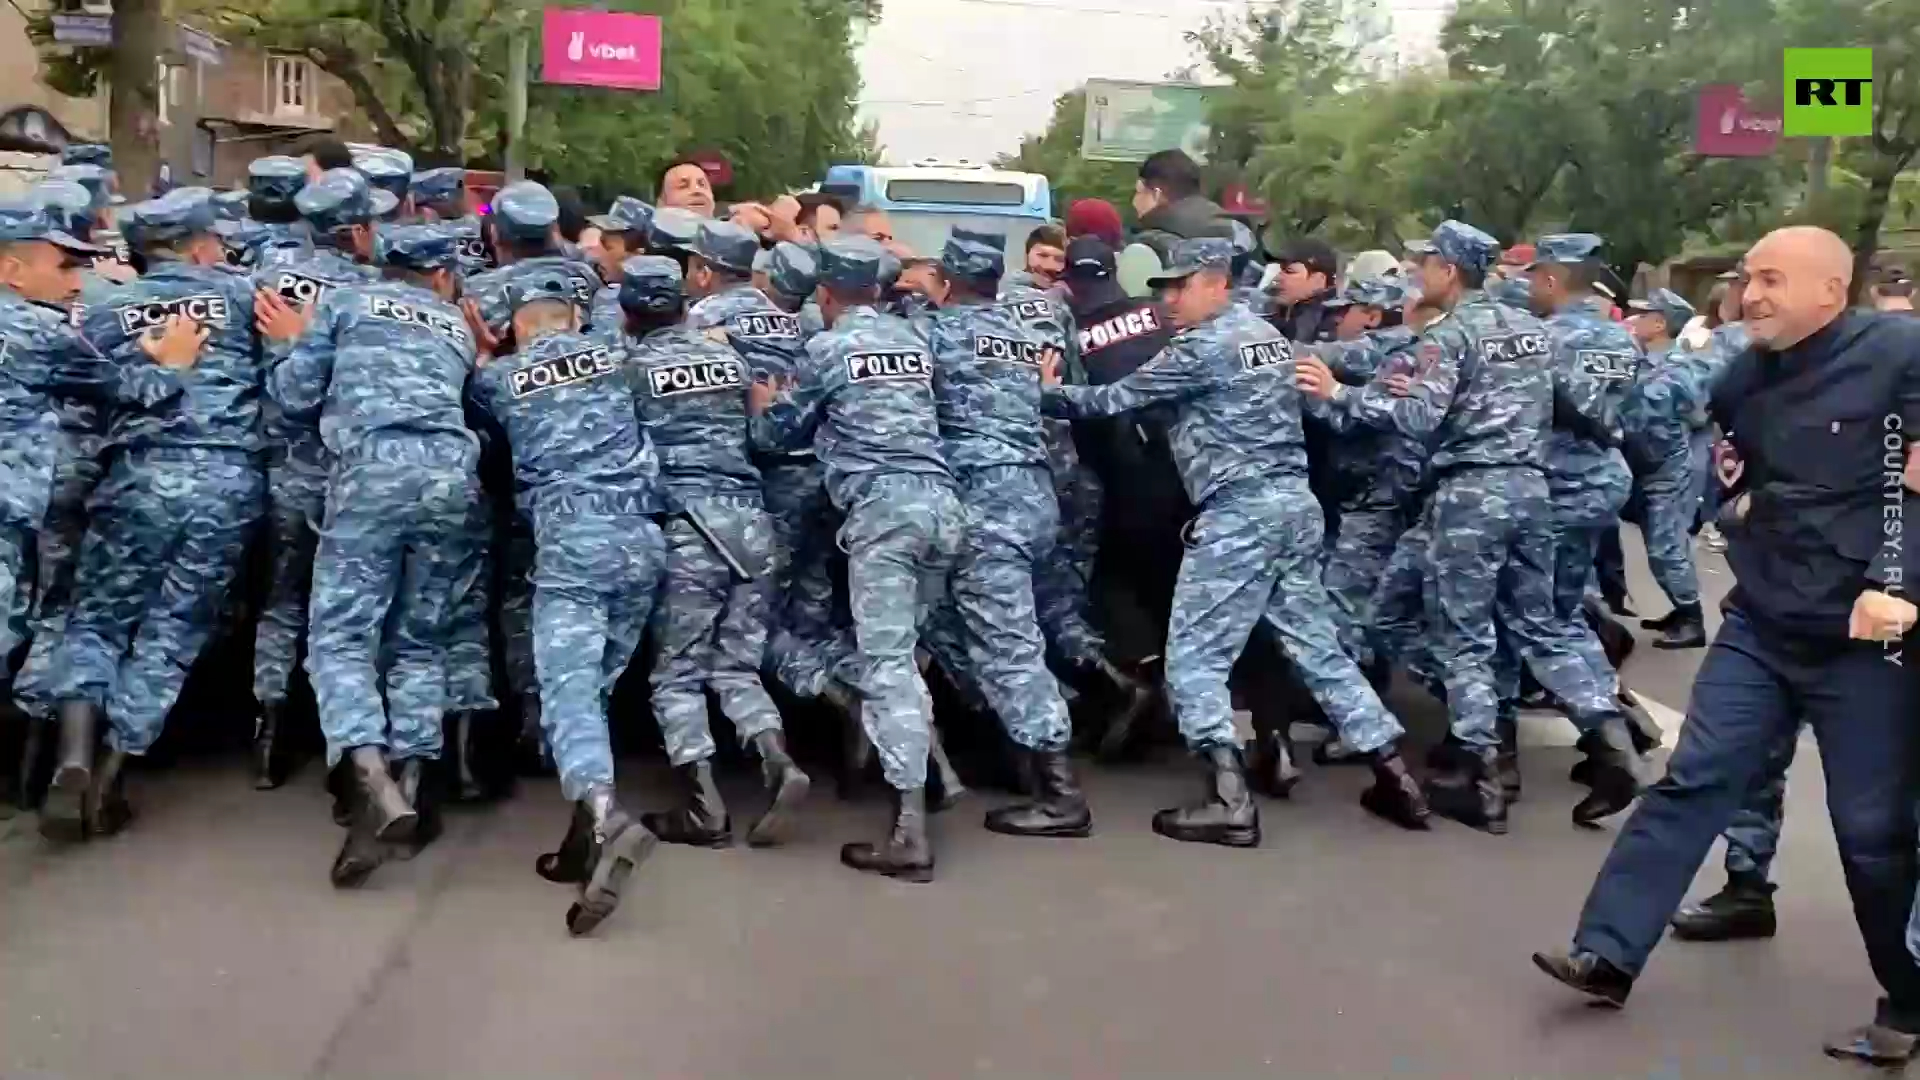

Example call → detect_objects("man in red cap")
1064 198 1124 250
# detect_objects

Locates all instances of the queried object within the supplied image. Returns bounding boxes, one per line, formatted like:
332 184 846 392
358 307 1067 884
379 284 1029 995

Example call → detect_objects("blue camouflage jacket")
631 323 762 506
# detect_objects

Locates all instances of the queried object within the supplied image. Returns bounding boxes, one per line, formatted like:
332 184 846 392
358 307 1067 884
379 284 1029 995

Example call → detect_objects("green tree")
996 88 1139 217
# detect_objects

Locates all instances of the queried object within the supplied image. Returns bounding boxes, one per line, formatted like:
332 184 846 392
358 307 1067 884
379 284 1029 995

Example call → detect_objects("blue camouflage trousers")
1551 472 1631 697
762 456 844 699
1374 468 1619 747
1036 419 1106 669
927 465 1072 753
838 475 963 791
1170 482 1403 755
501 510 537 702
15 438 103 712
650 495 782 767
252 460 326 706
307 460 472 765
530 501 664 801
55 449 263 754
1639 445 1703 608
441 490 497 713
1324 500 1413 667
0 526 26 664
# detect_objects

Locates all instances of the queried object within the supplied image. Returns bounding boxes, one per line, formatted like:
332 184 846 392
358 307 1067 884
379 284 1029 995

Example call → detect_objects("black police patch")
1238 339 1291 371
1009 299 1051 322
1078 306 1160 353
648 358 743 398
116 294 232 335
1576 349 1638 381
728 312 800 340
366 295 466 342
1477 331 1549 364
973 335 1045 366
569 274 596 305
458 238 486 261
510 345 617 398
270 270 333 307
844 349 931 383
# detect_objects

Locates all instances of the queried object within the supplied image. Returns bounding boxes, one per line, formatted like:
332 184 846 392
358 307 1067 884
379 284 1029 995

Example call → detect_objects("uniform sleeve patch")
648 357 743 397
509 345 617 398
1575 348 1638 381
844 349 932 382
1237 339 1291 371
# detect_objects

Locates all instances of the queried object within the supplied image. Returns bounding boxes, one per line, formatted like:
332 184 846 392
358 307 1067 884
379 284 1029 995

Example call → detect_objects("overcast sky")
854 0 1455 165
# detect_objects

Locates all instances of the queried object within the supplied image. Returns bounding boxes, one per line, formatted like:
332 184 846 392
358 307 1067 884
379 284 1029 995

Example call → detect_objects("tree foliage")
995 89 1140 219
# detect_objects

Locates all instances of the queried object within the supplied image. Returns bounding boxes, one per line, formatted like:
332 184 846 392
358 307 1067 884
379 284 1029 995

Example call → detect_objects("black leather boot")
1090 656 1154 761
1359 745 1431 830
39 699 98 843
984 748 1092 838
1531 949 1633 1007
1494 713 1522 803
88 748 134 837
1653 602 1707 650
444 711 487 803
1152 745 1260 848
746 730 810 848
1571 718 1642 827
1425 743 1507 835
566 784 659 936
927 727 968 812
1617 690 1663 755
1670 874 1777 941
389 758 442 861
536 801 595 884
513 693 555 778
330 746 417 889
252 701 286 791
641 760 732 847
840 786 934 882
1247 729 1304 798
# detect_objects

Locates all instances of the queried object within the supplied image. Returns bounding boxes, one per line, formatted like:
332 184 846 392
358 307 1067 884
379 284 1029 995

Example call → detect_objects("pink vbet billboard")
1694 84 1783 157
541 9 662 91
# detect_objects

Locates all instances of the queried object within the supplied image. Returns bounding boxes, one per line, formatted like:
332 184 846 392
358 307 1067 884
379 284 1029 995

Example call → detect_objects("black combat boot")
641 760 732 847
330 745 418 889
537 801 595 884
444 711 488 803
1359 745 1431 830
1152 745 1260 848
1425 743 1507 835
88 748 134 837
566 784 659 937
39 699 99 843
840 786 934 882
927 727 968 812
1089 656 1154 761
1247 728 1304 798
1494 713 1522 803
1617 690 1663 755
1670 873 1778 941
252 700 286 791
984 748 1092 838
1571 718 1643 827
746 730 811 848
1653 602 1707 650
513 692 555 777
389 758 442 861
1531 949 1633 1007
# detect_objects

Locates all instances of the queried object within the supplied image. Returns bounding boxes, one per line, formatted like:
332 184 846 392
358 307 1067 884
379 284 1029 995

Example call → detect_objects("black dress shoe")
1358 747 1431 830
1671 876 1777 941
984 749 1092 838
746 730 810 848
841 786 934 882
641 760 732 847
1152 745 1260 848
1531 949 1633 1007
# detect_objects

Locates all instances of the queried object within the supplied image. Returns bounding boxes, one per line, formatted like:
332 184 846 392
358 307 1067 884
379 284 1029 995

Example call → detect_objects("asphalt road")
0 533 1886 1079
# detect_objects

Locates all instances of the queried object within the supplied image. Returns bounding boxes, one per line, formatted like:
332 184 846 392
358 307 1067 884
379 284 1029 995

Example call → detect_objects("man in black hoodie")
1128 150 1234 272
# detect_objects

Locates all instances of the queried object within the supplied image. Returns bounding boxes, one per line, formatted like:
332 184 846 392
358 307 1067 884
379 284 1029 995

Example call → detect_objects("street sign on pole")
1081 79 1214 163
178 25 226 67
50 13 113 47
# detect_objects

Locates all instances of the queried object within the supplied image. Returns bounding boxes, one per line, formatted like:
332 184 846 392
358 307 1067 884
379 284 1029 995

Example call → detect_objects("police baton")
681 504 754 584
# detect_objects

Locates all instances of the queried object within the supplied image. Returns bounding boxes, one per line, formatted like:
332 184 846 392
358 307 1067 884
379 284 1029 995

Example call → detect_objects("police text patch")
1478 331 1549 364
1009 299 1051 322
1078 306 1160 353
1576 349 1638 381
510 346 616 398
648 358 743 398
1238 340 1291 371
116 294 231 335
844 349 931 383
458 238 486 261
973 335 1045 366
271 271 334 307
367 296 466 342
728 313 801 340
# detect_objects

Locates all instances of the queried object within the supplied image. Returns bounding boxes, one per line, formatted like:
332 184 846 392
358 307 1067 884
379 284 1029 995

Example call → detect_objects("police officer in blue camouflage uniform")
410 167 487 277
353 147 415 222
643 206 702 269
239 156 311 270
271 221 477 885
750 235 964 882
584 196 652 336
1298 222 1642 835
1527 234 1639 697
245 168 384 789
761 240 819 317
469 268 664 936
1049 237 1430 846
44 188 268 842
920 229 1093 839
1620 287 1710 649
620 249 812 849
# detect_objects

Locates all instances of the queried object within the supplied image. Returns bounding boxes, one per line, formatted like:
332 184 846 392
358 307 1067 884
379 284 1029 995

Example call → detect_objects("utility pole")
504 27 529 182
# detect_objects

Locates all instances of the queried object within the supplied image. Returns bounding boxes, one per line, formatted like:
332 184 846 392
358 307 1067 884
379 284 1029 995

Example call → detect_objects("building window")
155 59 179 127
270 55 313 116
